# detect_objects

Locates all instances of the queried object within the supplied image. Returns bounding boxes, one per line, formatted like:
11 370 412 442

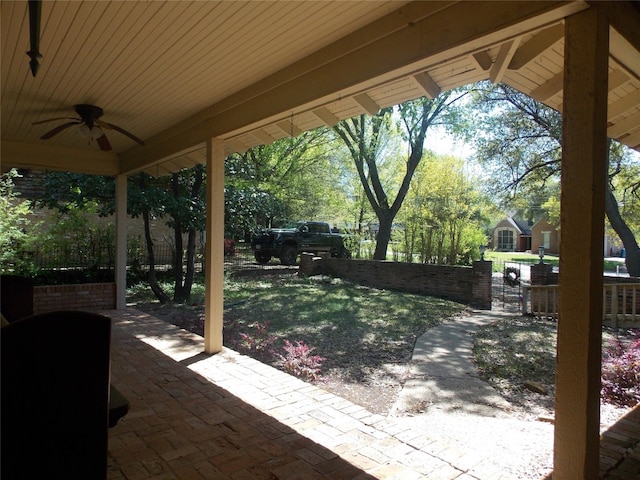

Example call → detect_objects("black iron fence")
29 242 263 274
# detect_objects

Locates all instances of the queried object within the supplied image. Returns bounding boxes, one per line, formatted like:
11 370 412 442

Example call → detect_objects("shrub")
236 322 277 363
601 333 640 407
276 340 326 381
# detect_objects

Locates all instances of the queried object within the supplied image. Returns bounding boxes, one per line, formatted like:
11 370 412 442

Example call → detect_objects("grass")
473 315 634 412
223 275 465 380
486 250 625 273
128 273 466 382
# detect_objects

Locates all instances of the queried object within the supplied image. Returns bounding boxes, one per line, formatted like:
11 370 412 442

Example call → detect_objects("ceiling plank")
622 129 640 149
607 110 640 138
119 0 587 174
490 38 521 83
353 93 380 115
251 129 277 144
275 120 302 137
608 90 640 120
226 138 249 154
509 23 564 70
412 72 441 99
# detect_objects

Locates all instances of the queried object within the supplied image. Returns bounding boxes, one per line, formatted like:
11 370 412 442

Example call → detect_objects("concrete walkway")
392 310 514 417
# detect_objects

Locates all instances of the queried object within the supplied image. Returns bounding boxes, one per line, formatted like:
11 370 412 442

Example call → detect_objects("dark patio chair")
0 274 34 323
1 310 112 479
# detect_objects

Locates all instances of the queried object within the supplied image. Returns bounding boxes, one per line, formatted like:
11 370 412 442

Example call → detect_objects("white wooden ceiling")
2 1 639 177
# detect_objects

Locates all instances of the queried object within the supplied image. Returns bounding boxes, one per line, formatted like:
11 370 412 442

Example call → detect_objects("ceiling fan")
32 104 144 151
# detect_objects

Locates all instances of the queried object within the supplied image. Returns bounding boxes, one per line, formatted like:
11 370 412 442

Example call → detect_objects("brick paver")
106 308 638 479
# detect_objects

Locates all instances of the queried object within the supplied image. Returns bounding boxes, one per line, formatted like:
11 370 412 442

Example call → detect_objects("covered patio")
106 308 640 479
2 1 640 477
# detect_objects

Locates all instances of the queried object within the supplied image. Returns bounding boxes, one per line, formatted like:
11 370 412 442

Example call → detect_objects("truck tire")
280 245 298 265
339 246 351 259
254 252 271 264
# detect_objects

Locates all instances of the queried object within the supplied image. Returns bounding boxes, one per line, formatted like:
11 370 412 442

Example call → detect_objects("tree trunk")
142 209 171 304
373 212 393 260
605 181 640 277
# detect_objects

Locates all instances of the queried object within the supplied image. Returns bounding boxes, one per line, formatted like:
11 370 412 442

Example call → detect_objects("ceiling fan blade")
98 120 144 146
95 133 112 151
33 116 79 125
39 121 82 139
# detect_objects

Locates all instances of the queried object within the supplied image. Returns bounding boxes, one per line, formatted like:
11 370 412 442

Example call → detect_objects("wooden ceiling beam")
531 72 564 101
412 72 441 99
275 120 302 137
312 107 340 127
509 23 564 70
490 38 521 83
353 93 380 115
251 129 277 145
471 50 493 71
1 140 119 176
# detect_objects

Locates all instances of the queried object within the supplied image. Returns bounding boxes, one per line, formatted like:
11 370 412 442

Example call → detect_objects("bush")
601 333 640 407
236 322 277 363
276 340 326 381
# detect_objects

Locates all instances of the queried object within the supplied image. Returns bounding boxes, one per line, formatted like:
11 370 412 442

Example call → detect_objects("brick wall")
33 283 116 314
306 257 492 309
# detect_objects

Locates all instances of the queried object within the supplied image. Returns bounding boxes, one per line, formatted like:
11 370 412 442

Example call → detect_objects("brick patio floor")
105 308 639 479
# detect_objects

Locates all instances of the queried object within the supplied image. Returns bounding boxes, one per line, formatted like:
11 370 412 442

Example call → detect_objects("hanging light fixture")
27 0 43 77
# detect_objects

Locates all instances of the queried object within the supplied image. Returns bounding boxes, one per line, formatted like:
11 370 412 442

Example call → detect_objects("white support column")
204 138 225 353
555 5 609 479
115 174 128 310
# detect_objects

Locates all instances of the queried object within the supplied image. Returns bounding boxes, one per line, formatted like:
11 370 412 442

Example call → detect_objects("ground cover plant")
473 316 640 415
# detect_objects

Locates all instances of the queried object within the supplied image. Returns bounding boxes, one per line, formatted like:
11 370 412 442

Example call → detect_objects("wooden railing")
523 283 640 328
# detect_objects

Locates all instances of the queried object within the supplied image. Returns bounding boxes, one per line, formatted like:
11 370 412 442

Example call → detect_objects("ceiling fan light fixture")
77 124 103 140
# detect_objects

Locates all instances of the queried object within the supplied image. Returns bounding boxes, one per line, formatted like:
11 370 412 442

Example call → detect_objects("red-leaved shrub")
601 334 640 407
276 340 326 381
237 322 277 362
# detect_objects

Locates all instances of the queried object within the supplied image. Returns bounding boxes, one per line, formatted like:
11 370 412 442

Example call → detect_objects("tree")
0 169 38 274
471 82 640 276
399 153 491 264
333 90 469 259
226 129 348 229
35 169 206 302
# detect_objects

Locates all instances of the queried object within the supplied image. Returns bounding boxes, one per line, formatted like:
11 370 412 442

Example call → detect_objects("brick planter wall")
33 283 116 314
306 257 492 309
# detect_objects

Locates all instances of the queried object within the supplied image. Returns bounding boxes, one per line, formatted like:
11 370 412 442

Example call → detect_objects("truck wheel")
280 245 298 265
338 246 351 258
254 252 271 264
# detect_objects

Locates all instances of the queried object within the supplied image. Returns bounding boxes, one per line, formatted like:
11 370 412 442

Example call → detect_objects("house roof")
2 1 639 178
511 218 533 236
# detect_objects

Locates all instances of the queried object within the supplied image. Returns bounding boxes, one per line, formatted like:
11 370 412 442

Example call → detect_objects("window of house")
497 229 514 251
542 231 550 249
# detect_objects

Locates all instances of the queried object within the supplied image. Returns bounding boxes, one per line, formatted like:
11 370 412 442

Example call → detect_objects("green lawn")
486 250 624 273
128 274 466 381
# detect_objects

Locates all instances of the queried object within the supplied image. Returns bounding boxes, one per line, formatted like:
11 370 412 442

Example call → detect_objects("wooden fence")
523 283 640 328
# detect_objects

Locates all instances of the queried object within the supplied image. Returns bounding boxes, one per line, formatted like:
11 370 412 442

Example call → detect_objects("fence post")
610 284 618 327
472 260 492 310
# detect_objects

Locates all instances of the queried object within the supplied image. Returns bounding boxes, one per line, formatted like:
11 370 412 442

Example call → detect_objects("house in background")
532 217 561 255
491 217 532 252
531 217 625 258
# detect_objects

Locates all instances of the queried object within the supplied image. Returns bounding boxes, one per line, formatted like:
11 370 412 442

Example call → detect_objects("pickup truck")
251 221 350 265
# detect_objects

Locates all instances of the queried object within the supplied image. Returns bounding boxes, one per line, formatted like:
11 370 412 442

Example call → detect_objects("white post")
554 5 609 478
204 138 225 353
115 174 128 309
